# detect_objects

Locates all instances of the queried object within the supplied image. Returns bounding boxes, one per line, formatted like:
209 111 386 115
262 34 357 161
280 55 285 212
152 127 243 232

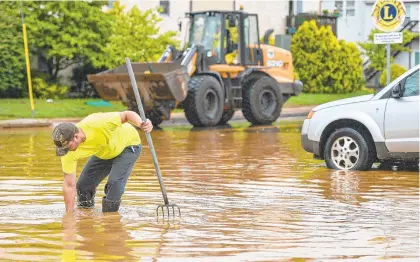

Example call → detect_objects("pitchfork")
125 57 181 221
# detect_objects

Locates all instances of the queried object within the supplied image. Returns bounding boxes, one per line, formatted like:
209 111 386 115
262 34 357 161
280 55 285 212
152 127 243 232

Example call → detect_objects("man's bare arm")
120 111 153 133
120 111 143 126
63 172 76 213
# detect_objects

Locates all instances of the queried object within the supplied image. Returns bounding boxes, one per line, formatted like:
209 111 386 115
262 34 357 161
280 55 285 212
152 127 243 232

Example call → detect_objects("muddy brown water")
0 122 418 261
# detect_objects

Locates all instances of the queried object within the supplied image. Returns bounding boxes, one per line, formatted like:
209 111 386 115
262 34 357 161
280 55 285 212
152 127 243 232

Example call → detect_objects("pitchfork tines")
157 203 181 220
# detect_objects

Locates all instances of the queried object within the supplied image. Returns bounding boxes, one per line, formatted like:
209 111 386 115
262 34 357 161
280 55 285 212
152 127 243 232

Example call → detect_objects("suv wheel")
324 127 375 170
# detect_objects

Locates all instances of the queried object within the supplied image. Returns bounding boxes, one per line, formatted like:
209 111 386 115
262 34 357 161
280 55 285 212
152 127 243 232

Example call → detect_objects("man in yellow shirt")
52 111 153 213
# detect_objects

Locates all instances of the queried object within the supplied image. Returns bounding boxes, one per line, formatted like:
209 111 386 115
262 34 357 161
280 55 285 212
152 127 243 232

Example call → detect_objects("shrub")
32 72 69 99
291 20 364 93
379 64 407 87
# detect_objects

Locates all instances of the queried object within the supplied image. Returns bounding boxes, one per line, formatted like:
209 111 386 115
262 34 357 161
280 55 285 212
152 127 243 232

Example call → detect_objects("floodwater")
0 122 418 261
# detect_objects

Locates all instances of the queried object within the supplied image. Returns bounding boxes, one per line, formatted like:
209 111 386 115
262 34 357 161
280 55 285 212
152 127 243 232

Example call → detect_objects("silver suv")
301 64 419 170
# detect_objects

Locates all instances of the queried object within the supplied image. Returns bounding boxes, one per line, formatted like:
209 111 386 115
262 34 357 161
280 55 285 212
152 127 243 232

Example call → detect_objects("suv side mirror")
391 83 404 98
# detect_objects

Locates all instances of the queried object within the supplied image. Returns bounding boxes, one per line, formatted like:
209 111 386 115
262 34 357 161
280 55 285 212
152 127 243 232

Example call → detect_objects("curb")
0 119 52 129
0 106 314 129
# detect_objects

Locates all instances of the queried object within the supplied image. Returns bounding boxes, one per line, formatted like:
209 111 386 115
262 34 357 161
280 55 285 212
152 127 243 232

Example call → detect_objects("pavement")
0 106 314 129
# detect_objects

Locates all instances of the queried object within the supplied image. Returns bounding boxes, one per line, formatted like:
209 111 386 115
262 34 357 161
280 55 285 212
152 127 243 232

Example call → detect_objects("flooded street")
0 122 418 261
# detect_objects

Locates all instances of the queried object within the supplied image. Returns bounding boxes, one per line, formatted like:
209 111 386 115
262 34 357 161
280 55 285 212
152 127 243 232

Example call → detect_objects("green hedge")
291 20 364 94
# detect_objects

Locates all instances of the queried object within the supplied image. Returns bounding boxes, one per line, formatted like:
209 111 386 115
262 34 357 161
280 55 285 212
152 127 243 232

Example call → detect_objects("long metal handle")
125 57 169 205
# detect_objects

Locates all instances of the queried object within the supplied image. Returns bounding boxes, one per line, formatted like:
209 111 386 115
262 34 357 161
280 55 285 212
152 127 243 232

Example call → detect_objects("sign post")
387 43 390 84
371 0 406 85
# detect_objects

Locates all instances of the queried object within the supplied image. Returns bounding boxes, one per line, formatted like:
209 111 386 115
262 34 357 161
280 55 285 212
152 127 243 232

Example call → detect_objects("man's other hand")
140 119 153 133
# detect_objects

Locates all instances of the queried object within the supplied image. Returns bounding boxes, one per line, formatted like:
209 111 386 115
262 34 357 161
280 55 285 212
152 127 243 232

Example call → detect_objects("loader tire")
145 110 163 126
218 108 235 125
242 76 283 125
184 75 224 127
128 103 163 126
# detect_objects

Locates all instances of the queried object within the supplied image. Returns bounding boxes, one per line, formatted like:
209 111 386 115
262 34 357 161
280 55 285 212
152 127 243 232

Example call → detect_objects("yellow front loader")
88 9 303 127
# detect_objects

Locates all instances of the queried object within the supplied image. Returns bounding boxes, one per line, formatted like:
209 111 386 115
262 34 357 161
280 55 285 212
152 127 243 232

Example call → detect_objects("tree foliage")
0 0 181 98
23 1 112 80
96 1 180 69
379 63 407 87
0 1 26 98
358 29 419 71
291 20 364 93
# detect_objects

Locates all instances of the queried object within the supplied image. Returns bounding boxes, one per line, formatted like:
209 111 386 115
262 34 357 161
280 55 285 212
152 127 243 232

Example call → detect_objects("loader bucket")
87 62 190 108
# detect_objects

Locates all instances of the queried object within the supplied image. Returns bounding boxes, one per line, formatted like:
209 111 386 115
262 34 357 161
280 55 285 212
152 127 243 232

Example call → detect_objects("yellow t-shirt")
61 112 141 174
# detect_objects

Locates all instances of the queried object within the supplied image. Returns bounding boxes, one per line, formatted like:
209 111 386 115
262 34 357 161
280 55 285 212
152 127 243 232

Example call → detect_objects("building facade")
111 0 418 87
119 0 320 47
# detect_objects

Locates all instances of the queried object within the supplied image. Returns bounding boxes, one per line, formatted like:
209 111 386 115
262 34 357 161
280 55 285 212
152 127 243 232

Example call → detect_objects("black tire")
128 103 163 126
145 110 163 126
218 108 235 125
242 76 284 125
324 127 376 171
184 75 224 127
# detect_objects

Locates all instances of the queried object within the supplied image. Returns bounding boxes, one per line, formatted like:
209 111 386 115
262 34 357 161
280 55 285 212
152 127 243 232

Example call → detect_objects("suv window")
403 69 419 97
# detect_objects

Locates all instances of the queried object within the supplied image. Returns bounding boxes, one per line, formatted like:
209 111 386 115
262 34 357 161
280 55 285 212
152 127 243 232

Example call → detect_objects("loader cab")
186 10 263 67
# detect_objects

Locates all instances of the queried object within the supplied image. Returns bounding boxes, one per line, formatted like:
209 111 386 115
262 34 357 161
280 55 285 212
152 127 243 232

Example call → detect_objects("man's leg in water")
76 156 113 208
102 144 142 212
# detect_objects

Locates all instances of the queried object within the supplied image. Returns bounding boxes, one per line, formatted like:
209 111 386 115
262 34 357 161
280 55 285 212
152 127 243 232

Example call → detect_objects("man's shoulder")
79 112 120 124
81 112 104 121
77 112 123 132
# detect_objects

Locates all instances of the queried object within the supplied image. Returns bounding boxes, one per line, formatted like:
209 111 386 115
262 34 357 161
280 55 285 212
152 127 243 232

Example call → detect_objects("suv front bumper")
301 119 321 157
301 134 320 156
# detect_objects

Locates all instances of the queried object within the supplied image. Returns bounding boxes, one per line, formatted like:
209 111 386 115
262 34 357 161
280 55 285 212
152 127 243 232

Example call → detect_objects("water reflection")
62 211 134 261
329 170 361 205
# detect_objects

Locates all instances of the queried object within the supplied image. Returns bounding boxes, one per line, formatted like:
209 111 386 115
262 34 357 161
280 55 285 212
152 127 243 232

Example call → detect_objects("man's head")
52 122 83 156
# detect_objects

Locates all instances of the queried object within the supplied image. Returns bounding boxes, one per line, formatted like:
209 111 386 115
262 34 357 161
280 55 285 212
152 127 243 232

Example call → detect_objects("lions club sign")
371 0 406 32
